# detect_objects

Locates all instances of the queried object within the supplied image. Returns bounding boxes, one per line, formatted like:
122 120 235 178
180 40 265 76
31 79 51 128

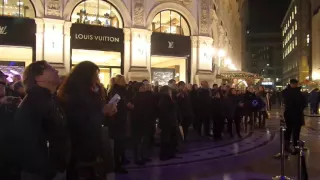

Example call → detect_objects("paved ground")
109 109 320 180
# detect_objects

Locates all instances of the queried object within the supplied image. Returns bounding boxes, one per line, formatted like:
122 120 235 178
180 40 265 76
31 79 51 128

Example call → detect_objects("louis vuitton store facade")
0 0 242 84
0 0 36 82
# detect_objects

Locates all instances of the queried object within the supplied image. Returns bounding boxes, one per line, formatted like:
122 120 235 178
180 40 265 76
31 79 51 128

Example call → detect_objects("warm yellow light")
312 72 320 80
218 49 226 57
225 58 232 65
229 64 237 70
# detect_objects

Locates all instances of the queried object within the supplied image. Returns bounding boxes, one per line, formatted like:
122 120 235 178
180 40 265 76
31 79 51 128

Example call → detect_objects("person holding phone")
58 61 117 180
107 74 131 174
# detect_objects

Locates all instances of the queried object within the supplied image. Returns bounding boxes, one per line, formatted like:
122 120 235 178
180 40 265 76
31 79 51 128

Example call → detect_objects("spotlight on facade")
267 64 270 66
225 58 232 65
218 49 226 57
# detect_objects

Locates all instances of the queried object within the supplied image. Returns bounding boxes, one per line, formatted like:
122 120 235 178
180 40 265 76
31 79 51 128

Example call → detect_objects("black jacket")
0 97 20 166
282 86 306 125
62 91 104 163
12 86 70 175
107 84 129 139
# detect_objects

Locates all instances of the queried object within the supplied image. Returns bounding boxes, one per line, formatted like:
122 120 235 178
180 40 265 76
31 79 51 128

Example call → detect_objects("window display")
0 0 35 18
71 0 123 28
151 10 190 36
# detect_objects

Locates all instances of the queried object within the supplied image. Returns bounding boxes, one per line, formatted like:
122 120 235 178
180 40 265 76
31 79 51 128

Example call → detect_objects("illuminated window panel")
295 6 297 14
0 0 35 18
71 0 123 28
150 10 190 36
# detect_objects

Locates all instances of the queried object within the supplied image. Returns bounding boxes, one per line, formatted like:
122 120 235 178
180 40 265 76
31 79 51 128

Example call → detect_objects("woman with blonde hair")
107 74 131 174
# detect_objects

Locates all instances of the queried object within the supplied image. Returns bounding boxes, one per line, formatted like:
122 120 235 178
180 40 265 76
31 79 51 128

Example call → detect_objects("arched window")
71 0 123 28
151 10 190 36
0 0 35 18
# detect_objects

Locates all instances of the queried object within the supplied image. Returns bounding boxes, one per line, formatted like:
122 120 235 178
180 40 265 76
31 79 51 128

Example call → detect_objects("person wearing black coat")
282 79 307 154
58 61 117 179
11 61 70 180
196 81 212 136
130 82 149 165
0 77 21 180
158 85 178 161
107 75 131 174
211 91 224 140
243 87 256 131
222 88 242 138
176 81 194 140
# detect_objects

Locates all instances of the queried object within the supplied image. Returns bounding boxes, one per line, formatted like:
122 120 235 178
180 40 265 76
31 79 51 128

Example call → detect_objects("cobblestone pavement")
111 109 320 180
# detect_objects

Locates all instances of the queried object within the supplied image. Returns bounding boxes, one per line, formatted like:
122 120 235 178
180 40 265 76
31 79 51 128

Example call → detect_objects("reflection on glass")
1 0 35 17
71 0 122 28
151 10 190 36
99 68 110 86
111 68 120 78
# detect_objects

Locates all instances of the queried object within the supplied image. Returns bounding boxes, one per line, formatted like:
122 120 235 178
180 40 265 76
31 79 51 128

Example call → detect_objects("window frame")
70 0 124 28
151 9 191 36
0 0 36 18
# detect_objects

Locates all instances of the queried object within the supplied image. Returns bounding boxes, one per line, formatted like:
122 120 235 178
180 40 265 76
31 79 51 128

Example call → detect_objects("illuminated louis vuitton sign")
74 34 120 43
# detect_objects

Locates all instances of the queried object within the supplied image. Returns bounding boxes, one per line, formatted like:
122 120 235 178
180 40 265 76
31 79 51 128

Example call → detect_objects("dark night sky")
248 0 291 33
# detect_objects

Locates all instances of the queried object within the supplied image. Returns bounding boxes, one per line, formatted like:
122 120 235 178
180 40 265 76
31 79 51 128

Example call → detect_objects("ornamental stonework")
200 0 209 35
46 0 61 17
133 0 144 27
157 0 192 6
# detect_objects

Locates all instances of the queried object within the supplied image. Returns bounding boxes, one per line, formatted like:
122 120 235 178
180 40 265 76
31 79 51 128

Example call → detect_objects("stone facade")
26 0 244 84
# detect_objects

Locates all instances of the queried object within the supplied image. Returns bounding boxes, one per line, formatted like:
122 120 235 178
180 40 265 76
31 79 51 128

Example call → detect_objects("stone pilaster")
42 18 66 72
194 36 216 86
34 18 44 61
127 28 152 81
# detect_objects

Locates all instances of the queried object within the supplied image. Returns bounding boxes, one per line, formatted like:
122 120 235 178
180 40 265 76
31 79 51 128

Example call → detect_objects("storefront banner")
0 17 36 46
151 32 191 57
71 24 124 52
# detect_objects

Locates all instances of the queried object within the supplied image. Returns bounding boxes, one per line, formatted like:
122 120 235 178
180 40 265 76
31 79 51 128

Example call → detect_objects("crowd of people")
0 60 295 180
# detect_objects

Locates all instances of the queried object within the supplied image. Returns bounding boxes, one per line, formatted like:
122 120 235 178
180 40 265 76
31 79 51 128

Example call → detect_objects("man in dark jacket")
197 81 212 136
12 61 70 180
0 71 22 180
282 79 306 154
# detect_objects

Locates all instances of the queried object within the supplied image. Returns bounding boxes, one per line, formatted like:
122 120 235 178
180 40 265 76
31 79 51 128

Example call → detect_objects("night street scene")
1 0 320 179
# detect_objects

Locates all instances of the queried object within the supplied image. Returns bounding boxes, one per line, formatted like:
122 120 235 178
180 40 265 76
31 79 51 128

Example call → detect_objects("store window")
0 0 35 17
71 0 123 28
151 10 190 36
71 50 121 86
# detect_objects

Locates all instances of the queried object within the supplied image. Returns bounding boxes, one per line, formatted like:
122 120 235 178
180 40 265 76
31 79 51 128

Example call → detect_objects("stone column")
190 36 198 83
63 21 72 74
42 18 66 73
123 28 131 80
195 36 215 86
127 28 152 81
34 18 44 61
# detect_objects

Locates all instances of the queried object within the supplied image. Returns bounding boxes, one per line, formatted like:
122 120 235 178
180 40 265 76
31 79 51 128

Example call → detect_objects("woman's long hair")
114 74 126 87
58 61 99 103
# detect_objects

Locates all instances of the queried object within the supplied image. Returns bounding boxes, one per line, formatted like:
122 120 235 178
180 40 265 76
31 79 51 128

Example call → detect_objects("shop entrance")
151 56 186 85
0 46 32 81
71 49 121 86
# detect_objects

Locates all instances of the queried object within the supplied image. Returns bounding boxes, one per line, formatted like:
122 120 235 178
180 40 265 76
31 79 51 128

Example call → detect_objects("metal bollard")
297 140 308 180
272 124 292 180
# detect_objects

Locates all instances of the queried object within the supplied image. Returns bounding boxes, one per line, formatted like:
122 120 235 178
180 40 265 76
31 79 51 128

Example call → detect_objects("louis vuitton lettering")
75 34 120 43
0 26 8 35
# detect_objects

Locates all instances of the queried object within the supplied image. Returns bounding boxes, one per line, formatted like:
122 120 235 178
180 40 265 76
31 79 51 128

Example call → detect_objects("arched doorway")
70 0 124 86
149 10 191 85
0 0 36 82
